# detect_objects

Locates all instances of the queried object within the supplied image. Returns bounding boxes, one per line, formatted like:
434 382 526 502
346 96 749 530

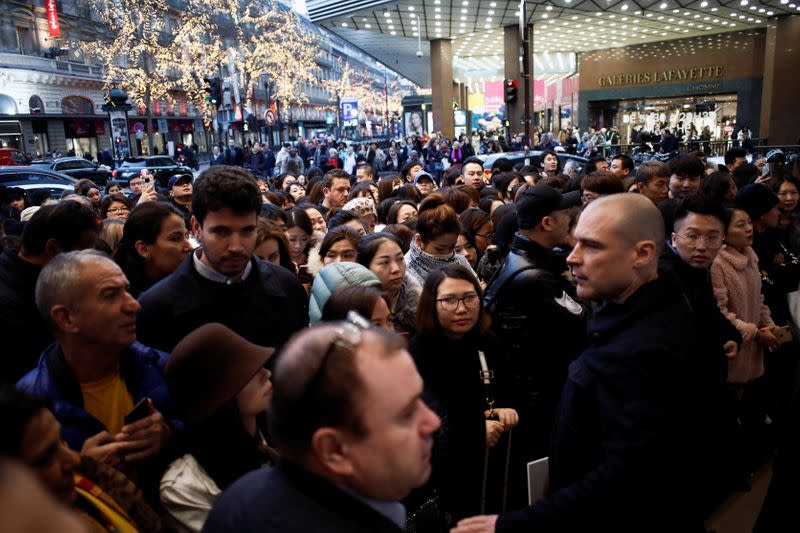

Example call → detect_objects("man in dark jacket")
203 323 441 533
484 184 587 507
659 198 743 509
137 165 308 353
0 201 97 384
454 194 708 533
224 139 244 167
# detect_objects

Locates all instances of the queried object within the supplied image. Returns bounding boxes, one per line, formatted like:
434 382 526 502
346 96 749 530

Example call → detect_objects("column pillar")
759 15 800 144
430 39 455 138
504 24 533 140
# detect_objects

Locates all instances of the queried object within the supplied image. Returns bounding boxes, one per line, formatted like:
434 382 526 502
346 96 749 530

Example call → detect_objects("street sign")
341 97 358 121
265 109 276 126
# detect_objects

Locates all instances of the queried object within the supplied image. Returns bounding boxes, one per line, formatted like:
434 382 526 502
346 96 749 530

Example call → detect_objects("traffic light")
504 79 518 104
203 76 222 107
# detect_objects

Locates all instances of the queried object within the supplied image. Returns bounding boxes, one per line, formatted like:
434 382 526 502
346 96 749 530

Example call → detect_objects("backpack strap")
484 254 537 312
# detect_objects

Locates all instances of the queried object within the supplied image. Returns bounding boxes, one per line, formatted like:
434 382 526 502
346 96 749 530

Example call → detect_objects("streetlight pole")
101 85 132 166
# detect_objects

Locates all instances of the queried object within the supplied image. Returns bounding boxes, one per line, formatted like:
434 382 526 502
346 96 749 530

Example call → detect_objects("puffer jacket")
308 262 381 324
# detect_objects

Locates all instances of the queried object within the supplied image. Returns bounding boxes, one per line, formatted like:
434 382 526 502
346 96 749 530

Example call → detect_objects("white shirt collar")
192 249 252 285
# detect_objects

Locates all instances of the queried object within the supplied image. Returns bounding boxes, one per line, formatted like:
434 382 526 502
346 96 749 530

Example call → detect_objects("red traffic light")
505 79 518 88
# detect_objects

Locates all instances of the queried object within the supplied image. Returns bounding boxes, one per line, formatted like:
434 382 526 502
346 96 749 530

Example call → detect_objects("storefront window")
61 96 95 115
0 94 18 115
590 94 738 145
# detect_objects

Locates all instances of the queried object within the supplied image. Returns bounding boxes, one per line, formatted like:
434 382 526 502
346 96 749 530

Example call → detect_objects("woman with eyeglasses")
408 264 518 525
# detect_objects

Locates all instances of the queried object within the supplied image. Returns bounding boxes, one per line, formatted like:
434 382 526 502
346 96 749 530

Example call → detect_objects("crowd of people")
0 132 799 532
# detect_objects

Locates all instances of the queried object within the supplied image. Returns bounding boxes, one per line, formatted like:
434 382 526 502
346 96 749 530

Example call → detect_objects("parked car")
114 156 194 188
0 148 31 166
478 151 590 177
27 157 112 186
0 168 76 199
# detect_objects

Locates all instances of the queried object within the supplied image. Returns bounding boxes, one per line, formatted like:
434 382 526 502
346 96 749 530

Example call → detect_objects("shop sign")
46 0 61 37
599 65 724 88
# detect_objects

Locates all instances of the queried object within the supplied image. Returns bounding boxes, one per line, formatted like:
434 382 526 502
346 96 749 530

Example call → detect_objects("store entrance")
589 93 738 146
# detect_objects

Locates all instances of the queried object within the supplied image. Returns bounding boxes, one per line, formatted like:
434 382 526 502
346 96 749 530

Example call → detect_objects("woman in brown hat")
160 323 277 532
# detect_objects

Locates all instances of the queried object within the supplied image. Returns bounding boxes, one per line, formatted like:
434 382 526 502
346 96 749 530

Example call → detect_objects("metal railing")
595 139 800 159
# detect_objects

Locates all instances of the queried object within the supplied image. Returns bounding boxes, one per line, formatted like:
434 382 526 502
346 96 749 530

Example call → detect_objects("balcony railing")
0 51 103 78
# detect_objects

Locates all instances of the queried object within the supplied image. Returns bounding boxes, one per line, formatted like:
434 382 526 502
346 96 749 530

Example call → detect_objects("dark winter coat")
202 460 403 533
136 255 308 353
408 332 495 522
0 248 51 384
485 234 587 459
495 276 708 533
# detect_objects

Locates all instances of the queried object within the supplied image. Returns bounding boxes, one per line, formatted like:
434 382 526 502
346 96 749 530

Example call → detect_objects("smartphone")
773 326 792 345
124 397 150 425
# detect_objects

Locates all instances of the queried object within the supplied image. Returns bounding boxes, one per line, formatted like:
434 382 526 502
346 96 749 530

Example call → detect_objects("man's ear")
191 215 201 241
633 240 657 268
51 304 79 334
43 238 62 261
310 428 355 477
540 215 554 232
413 233 423 247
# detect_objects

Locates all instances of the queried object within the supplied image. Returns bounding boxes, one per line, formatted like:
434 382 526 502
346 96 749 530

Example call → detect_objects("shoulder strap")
484 255 537 311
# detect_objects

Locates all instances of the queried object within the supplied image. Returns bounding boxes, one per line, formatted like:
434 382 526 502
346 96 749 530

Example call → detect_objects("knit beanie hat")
166 323 274 423
342 197 378 220
735 183 778 221
309 262 381 324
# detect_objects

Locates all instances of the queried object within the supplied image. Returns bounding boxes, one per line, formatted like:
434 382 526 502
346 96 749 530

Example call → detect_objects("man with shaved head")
453 194 709 533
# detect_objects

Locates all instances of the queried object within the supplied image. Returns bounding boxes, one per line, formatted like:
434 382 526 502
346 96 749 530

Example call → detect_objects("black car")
115 156 194 188
0 167 77 199
479 151 590 177
28 157 112 186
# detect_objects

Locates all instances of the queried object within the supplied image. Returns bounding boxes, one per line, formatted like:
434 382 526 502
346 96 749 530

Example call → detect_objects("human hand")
492 408 519 429
485 420 505 448
723 340 738 359
757 328 781 352
116 400 171 462
450 514 498 533
81 431 137 468
137 182 158 205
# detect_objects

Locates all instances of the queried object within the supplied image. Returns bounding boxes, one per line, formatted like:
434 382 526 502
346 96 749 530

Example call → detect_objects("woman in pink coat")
711 208 781 385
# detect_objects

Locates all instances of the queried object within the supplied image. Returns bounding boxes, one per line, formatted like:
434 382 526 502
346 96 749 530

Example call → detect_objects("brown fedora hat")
166 323 275 423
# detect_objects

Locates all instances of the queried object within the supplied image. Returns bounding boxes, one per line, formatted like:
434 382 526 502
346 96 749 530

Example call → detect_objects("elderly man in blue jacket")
17 250 176 468
454 194 709 533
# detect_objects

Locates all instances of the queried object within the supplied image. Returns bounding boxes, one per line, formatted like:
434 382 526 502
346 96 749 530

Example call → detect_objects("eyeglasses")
581 192 602 204
437 292 480 311
674 232 723 248
475 231 495 241
107 207 130 214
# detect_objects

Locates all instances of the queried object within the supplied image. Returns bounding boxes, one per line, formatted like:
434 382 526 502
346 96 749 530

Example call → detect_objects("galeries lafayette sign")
46 0 61 37
598 65 724 88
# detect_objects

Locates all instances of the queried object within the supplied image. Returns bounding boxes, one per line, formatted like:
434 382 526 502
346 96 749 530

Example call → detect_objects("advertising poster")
405 110 424 136
469 81 505 133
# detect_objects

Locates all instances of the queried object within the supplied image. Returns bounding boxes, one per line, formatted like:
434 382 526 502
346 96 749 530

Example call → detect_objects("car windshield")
147 158 176 167
120 160 146 168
